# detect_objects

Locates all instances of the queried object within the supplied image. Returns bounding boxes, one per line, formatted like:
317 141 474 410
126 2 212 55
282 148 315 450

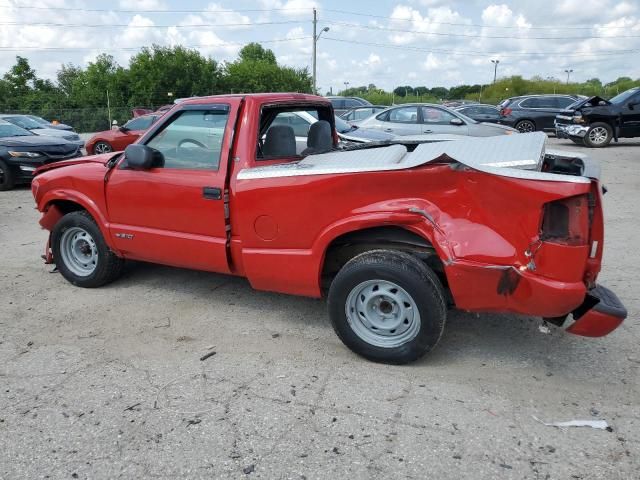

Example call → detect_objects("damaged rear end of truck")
423 134 627 337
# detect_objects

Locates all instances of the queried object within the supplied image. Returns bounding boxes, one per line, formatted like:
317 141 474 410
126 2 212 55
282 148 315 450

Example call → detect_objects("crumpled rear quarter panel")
232 163 593 317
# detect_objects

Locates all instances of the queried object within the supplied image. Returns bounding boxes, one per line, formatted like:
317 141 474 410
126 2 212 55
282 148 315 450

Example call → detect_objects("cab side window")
145 108 229 170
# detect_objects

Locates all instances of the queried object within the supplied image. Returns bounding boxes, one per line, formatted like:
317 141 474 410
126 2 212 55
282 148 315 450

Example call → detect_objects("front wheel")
51 211 124 288
0 159 15 191
583 123 613 148
328 250 447 364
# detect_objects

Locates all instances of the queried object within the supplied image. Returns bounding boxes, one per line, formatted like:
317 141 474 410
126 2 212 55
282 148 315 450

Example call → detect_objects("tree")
128 45 221 106
223 44 311 93
237 43 277 65
3 56 37 96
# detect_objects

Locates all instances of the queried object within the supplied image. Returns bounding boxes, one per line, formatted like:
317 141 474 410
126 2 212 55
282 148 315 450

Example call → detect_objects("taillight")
500 107 512 116
540 195 589 245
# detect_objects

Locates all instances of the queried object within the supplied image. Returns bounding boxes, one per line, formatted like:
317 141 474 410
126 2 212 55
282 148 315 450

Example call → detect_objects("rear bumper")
566 284 627 337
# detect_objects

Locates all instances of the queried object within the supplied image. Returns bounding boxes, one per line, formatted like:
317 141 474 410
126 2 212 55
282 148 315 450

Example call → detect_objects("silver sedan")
356 103 518 137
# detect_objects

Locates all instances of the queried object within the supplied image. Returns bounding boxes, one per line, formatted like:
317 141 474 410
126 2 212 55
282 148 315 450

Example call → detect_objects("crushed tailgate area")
1 138 638 479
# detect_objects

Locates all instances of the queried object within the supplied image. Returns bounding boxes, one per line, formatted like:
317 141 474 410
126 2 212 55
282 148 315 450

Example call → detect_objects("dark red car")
85 114 160 155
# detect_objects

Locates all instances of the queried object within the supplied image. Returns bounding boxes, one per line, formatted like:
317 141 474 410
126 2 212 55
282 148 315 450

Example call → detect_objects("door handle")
384 128 393 132
202 186 222 200
423 129 433 133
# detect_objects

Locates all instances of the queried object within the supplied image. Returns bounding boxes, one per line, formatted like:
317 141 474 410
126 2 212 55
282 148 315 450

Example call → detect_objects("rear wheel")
583 123 612 148
515 120 536 133
93 141 113 155
0 159 15 191
328 250 446 364
51 211 124 288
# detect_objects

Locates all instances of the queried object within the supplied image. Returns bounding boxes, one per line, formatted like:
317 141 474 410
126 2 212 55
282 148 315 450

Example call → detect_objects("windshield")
27 115 50 125
452 110 477 124
334 116 354 134
4 115 44 130
0 122 34 137
609 88 640 105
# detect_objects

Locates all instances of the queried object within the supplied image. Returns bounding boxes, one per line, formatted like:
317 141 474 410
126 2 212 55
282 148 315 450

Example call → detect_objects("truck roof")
179 92 329 106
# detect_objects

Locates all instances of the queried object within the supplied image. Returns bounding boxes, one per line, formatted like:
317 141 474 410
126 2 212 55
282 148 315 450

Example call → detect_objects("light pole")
564 69 573 85
491 59 500 84
343 81 349 94
312 8 329 94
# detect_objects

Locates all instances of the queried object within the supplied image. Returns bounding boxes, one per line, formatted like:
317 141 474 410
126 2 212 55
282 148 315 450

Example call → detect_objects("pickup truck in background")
556 87 640 147
31 93 626 364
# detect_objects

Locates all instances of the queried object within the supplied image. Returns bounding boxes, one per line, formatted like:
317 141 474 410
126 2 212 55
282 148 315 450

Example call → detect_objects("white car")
0 114 84 149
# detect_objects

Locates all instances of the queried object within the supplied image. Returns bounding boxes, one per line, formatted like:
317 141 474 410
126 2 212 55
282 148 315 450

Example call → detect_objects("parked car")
0 114 84 148
326 96 371 115
555 87 640 147
357 104 517 136
442 100 477 108
26 115 75 131
86 114 160 154
454 104 503 124
340 105 388 125
498 94 582 133
31 93 625 364
0 120 81 190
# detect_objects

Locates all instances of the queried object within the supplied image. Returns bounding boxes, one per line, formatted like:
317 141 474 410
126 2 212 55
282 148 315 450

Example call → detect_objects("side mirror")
118 126 129 133
125 144 157 170
450 118 464 126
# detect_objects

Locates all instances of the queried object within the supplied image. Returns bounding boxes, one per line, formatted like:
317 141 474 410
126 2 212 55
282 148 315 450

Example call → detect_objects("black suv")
499 94 582 133
556 87 640 147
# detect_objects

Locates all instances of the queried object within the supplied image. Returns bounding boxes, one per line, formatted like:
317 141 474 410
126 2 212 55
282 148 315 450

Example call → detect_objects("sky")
1 0 639 92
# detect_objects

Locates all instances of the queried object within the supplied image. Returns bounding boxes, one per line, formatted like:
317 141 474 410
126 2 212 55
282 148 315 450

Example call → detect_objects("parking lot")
0 137 638 479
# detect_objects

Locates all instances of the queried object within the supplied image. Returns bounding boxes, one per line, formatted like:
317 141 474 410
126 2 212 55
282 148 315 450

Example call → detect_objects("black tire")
328 249 446 364
51 210 124 288
93 141 113 155
0 159 15 191
515 120 536 133
583 122 613 148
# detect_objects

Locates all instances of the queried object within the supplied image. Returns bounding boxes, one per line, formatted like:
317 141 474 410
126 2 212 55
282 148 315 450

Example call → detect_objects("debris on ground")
533 416 609 430
199 350 217 361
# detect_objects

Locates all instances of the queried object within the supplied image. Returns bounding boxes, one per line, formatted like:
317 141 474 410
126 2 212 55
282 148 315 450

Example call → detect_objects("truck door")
620 93 640 137
105 102 239 273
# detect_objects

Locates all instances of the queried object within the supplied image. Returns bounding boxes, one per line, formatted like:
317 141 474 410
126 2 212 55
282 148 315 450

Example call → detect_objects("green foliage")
0 44 312 132
2 48 640 132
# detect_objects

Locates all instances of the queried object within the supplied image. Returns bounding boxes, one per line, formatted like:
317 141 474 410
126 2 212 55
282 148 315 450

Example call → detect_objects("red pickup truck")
31 93 626 364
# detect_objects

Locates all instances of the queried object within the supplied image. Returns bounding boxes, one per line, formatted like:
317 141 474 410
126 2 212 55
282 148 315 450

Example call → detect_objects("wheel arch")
318 223 449 295
39 192 118 253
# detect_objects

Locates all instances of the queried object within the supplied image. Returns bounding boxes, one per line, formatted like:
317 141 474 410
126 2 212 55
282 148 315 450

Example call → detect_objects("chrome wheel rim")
94 142 112 154
345 280 421 348
588 126 608 144
517 121 534 133
59 227 98 276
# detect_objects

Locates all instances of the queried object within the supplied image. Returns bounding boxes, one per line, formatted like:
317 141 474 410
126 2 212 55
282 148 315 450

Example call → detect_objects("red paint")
31 93 624 337
85 114 159 155
566 310 624 337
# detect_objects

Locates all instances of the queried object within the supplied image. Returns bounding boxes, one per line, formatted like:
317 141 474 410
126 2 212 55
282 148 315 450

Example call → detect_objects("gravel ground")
1 137 638 479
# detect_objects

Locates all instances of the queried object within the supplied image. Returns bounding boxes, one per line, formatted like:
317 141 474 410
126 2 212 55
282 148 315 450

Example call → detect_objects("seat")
262 125 297 157
301 120 333 156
